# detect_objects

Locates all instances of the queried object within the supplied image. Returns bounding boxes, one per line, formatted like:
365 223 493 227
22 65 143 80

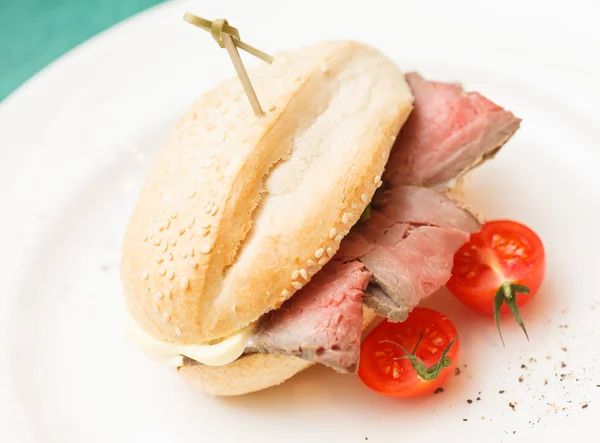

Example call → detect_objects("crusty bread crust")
121 40 413 345
178 307 378 396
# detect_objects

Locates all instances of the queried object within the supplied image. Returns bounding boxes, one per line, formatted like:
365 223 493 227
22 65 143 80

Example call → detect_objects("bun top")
121 41 413 345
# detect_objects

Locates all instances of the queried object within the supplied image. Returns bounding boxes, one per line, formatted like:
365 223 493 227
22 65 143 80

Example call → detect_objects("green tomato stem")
494 282 531 347
380 333 460 381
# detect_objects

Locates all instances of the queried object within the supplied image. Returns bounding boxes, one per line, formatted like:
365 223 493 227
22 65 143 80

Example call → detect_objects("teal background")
0 0 165 102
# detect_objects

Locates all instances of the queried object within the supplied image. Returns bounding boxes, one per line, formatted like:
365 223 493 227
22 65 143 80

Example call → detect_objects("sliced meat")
360 226 470 322
336 213 403 261
339 186 480 262
364 284 407 322
246 261 370 373
383 72 521 189
336 185 479 321
373 185 482 233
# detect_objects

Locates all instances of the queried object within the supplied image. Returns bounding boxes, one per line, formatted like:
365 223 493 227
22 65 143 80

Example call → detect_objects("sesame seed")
148 231 154 240
153 302 160 313
374 175 381 184
204 206 212 215
167 270 175 280
160 240 168 252
180 251 188 258
282 289 291 297
169 238 177 246
141 271 149 280
293 75 303 81
292 281 303 290
292 270 300 280
180 277 189 290
314 248 325 258
320 64 329 73
167 253 173 261
154 290 164 300
158 268 166 276
200 223 210 229
377 180 383 188
299 269 308 280
164 219 171 230
200 245 212 254
186 246 194 257
318 257 328 265
142 234 148 242
163 313 171 322
188 190 196 199
189 218 196 227
190 260 198 268
361 194 369 203
179 228 186 236
326 247 334 257
306 259 315 267
201 230 209 237
341 213 349 224
210 206 219 216
269 105 276 112
329 228 337 238
155 257 164 264
152 238 161 246
334 235 343 242
175 327 182 336
169 211 178 219
166 289 172 299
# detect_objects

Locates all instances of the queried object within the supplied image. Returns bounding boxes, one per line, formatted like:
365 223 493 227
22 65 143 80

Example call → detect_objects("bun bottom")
178 308 379 396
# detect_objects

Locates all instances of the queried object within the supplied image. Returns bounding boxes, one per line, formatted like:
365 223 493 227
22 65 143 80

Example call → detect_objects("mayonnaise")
126 316 254 368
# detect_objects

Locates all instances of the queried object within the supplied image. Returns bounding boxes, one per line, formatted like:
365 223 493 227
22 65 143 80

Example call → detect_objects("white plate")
2 0 600 441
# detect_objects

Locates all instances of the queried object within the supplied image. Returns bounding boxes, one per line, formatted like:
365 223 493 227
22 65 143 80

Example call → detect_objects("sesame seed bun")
121 41 413 353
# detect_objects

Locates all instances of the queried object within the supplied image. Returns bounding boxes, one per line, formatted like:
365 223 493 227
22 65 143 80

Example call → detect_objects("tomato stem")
380 333 460 382
494 282 531 346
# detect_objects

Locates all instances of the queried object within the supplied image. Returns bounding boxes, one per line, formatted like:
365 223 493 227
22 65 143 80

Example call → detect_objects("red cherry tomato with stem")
447 220 545 344
358 308 460 398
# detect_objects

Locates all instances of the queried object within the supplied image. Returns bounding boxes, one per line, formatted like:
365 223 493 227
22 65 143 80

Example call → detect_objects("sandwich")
121 41 520 396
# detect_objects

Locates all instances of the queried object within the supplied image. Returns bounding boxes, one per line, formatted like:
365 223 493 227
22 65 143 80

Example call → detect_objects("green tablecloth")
0 0 165 102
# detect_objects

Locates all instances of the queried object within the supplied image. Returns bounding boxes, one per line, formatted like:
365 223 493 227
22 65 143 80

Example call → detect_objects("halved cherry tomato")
358 308 460 398
447 220 545 343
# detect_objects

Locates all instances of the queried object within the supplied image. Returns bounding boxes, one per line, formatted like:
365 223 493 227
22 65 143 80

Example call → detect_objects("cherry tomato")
447 220 545 342
358 308 460 398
